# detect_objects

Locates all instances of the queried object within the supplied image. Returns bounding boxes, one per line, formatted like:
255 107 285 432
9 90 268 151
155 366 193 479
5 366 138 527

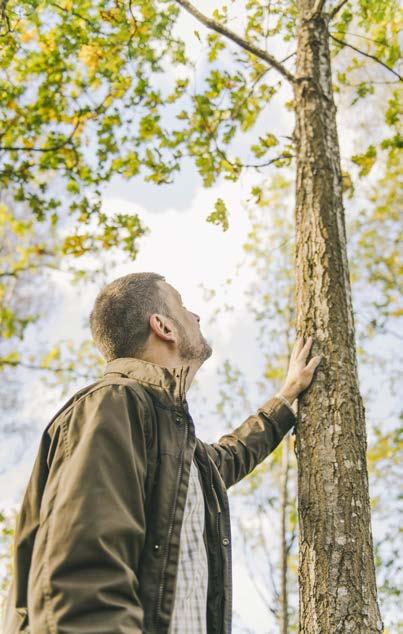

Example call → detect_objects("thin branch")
198 110 294 170
308 0 326 18
329 0 350 20
243 153 294 169
0 261 67 278
237 516 279 617
0 88 113 154
342 79 400 86
329 29 396 49
194 78 295 172
378 326 403 342
286 524 297 556
329 33 402 80
49 1 108 35
258 511 280 603
0 359 95 379
174 0 295 83
209 51 295 142
0 120 81 153
0 0 12 37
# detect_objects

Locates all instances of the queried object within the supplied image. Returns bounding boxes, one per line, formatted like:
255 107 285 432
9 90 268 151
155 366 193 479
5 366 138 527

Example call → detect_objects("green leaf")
206 198 229 232
352 145 377 176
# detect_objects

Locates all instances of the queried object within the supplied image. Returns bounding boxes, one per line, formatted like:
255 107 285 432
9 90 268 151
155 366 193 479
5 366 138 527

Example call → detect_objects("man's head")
89 272 212 370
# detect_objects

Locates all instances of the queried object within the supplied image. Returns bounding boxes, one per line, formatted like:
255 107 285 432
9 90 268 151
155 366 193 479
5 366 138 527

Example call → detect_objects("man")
2 272 322 633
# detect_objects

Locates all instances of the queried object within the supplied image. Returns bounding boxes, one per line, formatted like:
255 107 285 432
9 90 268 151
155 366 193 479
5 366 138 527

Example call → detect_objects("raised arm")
204 336 322 489
204 396 296 489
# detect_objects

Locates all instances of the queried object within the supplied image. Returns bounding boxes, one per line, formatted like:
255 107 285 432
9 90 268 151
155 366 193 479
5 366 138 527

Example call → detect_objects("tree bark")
293 2 383 632
280 435 290 634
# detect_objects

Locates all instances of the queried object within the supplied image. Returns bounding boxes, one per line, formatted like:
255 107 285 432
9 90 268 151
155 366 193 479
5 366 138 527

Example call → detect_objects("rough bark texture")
293 2 383 632
280 436 290 634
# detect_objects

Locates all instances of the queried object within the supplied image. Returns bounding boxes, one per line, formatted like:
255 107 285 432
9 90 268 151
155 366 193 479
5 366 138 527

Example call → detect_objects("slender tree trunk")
280 435 290 634
293 2 383 632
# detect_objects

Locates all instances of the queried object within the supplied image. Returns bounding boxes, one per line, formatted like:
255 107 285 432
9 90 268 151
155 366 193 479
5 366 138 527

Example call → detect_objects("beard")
172 317 212 364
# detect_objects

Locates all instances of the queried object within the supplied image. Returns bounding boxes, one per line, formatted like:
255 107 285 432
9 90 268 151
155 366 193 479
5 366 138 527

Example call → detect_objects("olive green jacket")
2 357 296 633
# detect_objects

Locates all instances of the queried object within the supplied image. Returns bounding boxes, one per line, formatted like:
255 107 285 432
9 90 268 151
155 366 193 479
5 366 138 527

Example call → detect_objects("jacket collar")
103 357 191 405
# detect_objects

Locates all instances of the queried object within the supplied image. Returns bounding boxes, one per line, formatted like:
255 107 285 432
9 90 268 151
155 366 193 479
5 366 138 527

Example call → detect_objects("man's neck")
138 351 200 394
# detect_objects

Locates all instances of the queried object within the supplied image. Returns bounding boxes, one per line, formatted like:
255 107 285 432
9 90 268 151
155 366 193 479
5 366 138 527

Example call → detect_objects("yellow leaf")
79 45 102 70
21 30 36 43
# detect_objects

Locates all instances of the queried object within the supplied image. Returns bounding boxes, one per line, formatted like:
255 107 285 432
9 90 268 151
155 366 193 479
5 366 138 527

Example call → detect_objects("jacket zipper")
152 413 189 632
209 466 225 633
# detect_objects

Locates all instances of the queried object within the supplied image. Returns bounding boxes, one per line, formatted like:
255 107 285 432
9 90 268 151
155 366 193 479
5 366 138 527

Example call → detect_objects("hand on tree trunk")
279 336 322 403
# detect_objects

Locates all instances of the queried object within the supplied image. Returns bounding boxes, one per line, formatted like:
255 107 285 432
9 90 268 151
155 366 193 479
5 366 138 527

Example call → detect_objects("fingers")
307 355 322 371
298 335 313 360
293 336 305 358
294 335 320 365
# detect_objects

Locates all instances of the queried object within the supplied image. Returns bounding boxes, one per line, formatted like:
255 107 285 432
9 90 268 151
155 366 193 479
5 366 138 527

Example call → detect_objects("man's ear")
149 313 175 342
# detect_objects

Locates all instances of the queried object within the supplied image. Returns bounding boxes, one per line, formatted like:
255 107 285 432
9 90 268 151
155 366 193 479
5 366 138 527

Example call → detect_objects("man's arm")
28 384 148 633
204 336 323 489
204 395 296 489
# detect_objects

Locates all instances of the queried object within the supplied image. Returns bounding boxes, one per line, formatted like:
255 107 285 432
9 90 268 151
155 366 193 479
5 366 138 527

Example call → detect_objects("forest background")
0 0 401 632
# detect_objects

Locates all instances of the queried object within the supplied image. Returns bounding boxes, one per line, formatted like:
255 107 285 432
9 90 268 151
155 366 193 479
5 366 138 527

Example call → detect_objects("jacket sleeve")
203 396 296 489
29 384 148 633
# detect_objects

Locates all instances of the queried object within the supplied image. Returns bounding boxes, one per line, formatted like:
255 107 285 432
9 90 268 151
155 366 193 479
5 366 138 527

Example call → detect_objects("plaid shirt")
168 394 294 633
168 454 208 633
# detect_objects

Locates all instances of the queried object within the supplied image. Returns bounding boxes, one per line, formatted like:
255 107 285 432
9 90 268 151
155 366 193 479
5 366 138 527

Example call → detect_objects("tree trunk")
280 435 290 634
293 2 383 632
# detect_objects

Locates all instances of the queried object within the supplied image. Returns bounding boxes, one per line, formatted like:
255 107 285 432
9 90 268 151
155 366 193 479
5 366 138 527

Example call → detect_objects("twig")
174 0 295 83
49 1 107 35
0 359 96 379
329 29 396 49
308 0 326 18
0 120 81 152
0 261 68 278
0 0 12 36
329 0 350 20
209 51 296 142
329 33 402 80
242 153 294 169
237 516 279 617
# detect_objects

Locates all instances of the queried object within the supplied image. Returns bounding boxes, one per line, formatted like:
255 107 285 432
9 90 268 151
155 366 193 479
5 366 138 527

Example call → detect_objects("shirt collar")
103 357 191 405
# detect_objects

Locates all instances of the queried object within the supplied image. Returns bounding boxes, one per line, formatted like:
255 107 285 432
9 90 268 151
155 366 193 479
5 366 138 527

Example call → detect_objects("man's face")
158 281 212 364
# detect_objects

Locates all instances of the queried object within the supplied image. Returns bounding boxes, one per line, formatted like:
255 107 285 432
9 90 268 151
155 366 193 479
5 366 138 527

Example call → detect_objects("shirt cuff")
257 395 297 438
273 393 295 415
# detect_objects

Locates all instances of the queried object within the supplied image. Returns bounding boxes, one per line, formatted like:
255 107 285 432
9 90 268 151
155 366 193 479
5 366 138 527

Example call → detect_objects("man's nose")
191 312 200 322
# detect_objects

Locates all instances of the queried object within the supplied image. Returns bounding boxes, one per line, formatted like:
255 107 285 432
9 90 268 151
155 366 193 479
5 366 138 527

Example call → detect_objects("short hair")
89 272 170 361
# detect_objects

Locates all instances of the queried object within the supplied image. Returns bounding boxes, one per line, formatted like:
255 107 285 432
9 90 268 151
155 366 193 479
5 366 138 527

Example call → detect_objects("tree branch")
235 153 294 170
329 33 402 80
308 0 326 18
174 0 295 83
0 120 81 153
49 0 108 35
0 0 12 37
330 29 396 49
0 359 95 379
329 0 350 20
0 261 64 278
